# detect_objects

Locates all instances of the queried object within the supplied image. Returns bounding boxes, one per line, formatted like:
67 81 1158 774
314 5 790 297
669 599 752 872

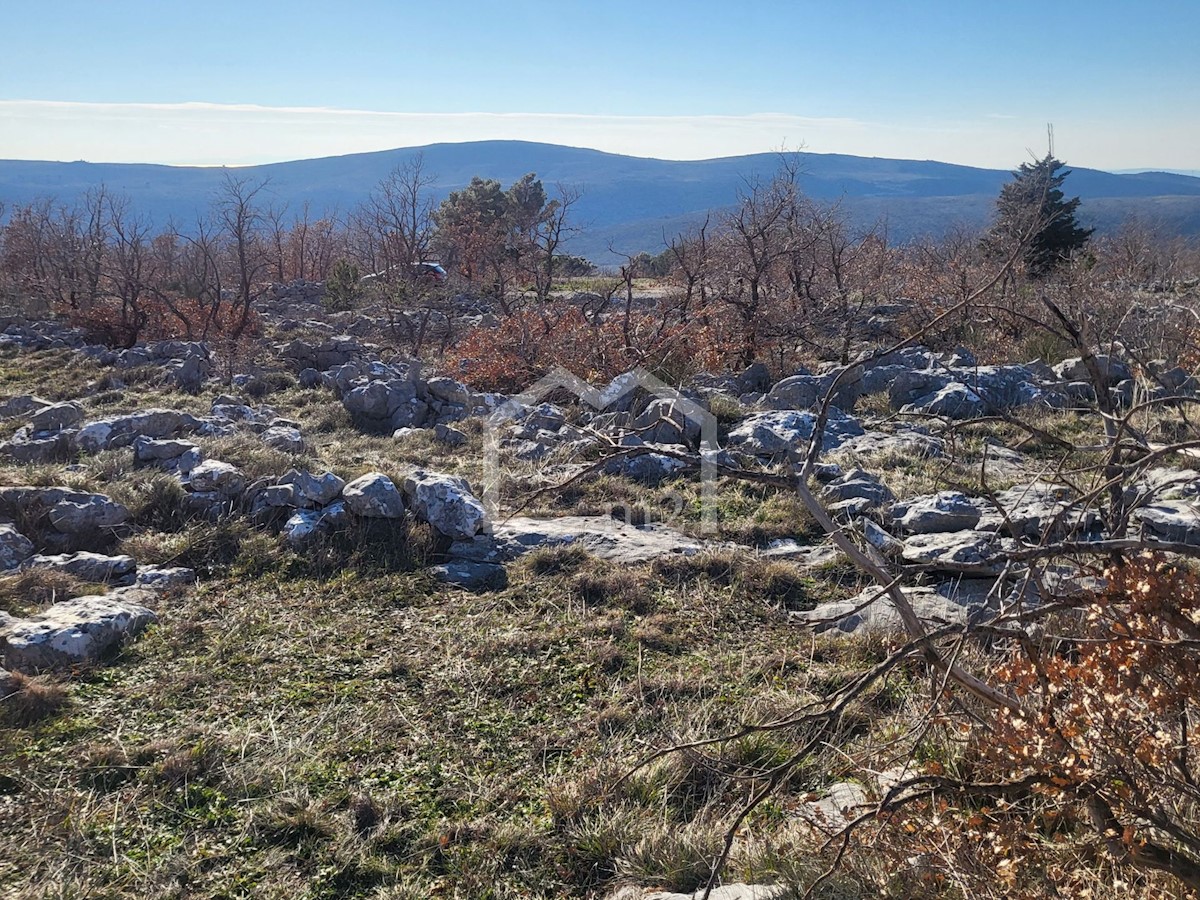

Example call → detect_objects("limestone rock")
0 524 35 571
428 561 507 590
726 409 865 457
901 531 1010 576
402 470 489 539
279 469 346 507
261 425 305 453
342 473 406 518
491 515 703 563
187 460 245 497
30 401 85 432
134 566 196 590
24 552 137 583
893 492 981 534
47 495 130 534
0 593 156 672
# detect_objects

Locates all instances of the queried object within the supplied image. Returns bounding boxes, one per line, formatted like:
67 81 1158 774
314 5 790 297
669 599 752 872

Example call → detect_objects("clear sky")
2 0 1197 170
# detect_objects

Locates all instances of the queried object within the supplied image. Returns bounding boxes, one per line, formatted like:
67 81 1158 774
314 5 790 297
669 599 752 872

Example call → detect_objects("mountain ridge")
3 140 1199 264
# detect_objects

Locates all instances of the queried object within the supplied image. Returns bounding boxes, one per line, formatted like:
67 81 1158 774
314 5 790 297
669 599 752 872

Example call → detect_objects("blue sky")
2 0 1197 168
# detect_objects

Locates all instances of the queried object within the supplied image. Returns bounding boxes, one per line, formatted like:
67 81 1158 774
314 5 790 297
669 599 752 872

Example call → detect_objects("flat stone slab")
794 579 1002 635
1 594 157 672
1133 500 1200 545
492 515 705 563
428 561 507 590
757 539 843 569
901 531 1012 576
24 552 137 583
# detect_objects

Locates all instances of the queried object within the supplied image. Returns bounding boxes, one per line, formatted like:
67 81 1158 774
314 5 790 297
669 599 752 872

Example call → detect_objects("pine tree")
992 154 1094 276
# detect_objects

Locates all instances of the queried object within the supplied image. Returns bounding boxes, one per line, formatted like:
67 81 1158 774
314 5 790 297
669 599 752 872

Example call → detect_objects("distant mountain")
3 141 1200 264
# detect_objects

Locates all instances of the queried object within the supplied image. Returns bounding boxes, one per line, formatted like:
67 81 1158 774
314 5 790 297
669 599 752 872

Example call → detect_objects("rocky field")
3 282 1200 899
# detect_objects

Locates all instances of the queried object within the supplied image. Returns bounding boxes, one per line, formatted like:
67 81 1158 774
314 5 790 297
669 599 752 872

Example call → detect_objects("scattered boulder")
726 409 865 458
187 460 246 497
402 471 489 539
820 469 894 508
0 395 51 420
0 524 35 571
796 580 1001 635
23 552 137 583
893 492 982 534
0 593 156 672
902 382 986 419
342 473 406 518
279 469 346 507
261 425 305 453
1134 501 1200 546
434 423 468 447
765 366 862 412
283 501 349 545
48 495 130 534
1053 354 1132 387
901 531 1010 576
486 515 703 564
631 397 705 444
343 379 427 431
29 401 85 432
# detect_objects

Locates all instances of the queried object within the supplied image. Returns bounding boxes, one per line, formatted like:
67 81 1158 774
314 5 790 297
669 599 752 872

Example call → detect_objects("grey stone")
0 430 74 463
134 437 199 463
795 579 1002 635
632 398 702 444
1053 354 1132 387
862 519 904 558
48 495 130 534
401 470 489 538
0 395 51 420
726 409 865 457
0 524 35 571
261 425 305 453
23 552 137 583
902 382 986 419
736 362 772 394
901 531 1010 576
894 491 982 533
134 566 196 590
0 593 156 672
492 515 703 563
977 483 1099 539
1134 501 1200 545
796 781 870 828
837 429 944 460
30 401 85 432
343 379 426 430
627 883 787 900
282 502 348 545
428 561 507 590
821 469 894 507
342 473 406 518
434 423 468 447
279 469 345 507
187 460 245 497
765 366 862 412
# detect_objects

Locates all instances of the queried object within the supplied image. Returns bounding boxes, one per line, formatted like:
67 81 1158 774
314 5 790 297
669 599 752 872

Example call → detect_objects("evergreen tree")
992 154 1094 276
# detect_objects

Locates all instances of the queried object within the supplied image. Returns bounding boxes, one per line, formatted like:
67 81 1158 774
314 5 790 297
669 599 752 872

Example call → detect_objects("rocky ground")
2 285 1199 898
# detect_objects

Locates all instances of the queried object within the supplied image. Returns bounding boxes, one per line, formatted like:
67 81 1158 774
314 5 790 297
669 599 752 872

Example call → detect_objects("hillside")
3 141 1200 263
